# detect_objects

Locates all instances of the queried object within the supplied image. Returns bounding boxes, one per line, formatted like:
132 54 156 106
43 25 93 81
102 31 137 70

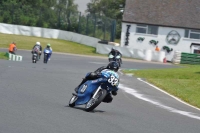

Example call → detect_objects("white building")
120 0 200 61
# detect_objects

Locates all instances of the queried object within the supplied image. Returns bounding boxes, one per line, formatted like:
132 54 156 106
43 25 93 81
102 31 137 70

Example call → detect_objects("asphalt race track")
0 50 200 133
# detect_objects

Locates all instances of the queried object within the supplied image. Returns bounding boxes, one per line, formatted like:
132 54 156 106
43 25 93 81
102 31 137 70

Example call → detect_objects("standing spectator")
155 46 160 51
8 42 17 54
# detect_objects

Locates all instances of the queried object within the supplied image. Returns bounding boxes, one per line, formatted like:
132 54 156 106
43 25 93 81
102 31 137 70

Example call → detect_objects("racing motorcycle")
43 49 51 64
69 69 119 112
108 53 122 67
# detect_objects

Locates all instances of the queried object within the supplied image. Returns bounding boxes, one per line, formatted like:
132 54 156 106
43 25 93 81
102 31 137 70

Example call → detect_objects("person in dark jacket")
109 48 122 57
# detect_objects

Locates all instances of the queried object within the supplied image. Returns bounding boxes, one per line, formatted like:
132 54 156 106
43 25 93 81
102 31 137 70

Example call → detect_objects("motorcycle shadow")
65 105 105 113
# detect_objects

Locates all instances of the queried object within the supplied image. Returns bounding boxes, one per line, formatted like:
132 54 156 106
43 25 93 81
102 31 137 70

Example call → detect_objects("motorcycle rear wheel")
32 60 36 63
44 54 47 63
85 89 107 112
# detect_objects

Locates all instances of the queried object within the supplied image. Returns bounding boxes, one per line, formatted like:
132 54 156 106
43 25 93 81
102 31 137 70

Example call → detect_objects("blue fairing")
75 70 119 105
44 49 52 59
75 78 105 105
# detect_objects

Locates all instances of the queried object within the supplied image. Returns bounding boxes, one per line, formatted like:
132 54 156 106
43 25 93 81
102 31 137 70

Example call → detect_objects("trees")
0 0 78 29
0 0 120 40
86 0 125 39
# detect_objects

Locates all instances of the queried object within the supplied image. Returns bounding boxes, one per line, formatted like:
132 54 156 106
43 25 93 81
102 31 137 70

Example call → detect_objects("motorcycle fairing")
75 78 107 105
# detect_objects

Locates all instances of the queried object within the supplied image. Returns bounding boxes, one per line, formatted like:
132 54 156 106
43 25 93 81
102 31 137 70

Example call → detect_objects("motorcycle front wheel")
85 89 107 112
69 95 78 107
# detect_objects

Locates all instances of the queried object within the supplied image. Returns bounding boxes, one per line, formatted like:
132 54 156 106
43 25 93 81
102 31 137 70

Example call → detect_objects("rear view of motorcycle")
43 49 51 63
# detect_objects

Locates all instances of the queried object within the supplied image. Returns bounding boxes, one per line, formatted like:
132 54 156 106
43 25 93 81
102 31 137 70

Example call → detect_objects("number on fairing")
108 75 118 86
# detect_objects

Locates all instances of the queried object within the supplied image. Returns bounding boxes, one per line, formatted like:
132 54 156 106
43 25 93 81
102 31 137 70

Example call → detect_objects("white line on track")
119 84 200 120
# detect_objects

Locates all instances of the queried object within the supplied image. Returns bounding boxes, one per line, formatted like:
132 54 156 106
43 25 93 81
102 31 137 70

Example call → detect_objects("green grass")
0 52 9 60
122 65 200 109
0 33 104 56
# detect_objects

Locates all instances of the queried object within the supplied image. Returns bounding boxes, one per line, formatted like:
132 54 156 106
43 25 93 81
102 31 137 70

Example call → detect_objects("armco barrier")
6 52 23 61
0 23 100 48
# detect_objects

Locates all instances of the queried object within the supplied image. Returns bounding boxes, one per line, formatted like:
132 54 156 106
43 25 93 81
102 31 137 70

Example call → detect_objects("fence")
0 3 116 42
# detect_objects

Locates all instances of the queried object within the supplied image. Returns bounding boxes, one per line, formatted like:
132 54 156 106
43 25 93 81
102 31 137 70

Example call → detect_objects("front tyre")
69 95 78 107
85 89 107 112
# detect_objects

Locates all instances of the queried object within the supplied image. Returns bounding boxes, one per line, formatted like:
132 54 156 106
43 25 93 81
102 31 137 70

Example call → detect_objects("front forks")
92 86 102 99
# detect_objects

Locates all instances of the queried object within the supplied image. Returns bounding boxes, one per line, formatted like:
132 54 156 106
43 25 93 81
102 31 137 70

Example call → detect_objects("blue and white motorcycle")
69 69 120 112
43 49 51 63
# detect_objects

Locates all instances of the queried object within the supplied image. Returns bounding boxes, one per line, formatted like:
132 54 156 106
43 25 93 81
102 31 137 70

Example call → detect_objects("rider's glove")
96 73 101 78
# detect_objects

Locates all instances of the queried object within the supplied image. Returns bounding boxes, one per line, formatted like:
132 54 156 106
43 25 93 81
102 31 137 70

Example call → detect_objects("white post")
8 53 12 60
16 55 23 61
12 54 16 61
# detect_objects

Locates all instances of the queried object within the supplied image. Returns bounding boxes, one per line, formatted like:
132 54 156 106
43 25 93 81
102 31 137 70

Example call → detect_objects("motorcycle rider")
43 43 53 61
32 42 42 60
74 61 120 103
108 48 122 64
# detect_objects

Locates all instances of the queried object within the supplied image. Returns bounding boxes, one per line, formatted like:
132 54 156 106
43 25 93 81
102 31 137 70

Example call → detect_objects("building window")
185 29 200 39
136 24 158 35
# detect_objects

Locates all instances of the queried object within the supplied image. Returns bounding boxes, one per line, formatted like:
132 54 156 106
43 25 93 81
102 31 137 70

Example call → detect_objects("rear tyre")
69 95 78 107
85 89 107 112
44 54 47 63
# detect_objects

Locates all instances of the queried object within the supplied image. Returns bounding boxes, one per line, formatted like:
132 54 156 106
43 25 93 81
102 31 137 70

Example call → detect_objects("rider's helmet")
47 43 51 48
36 42 40 45
107 61 119 72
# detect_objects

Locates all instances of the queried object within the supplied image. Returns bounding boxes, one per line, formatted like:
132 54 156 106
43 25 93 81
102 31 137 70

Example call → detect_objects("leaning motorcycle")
43 49 51 64
69 70 119 112
108 54 122 67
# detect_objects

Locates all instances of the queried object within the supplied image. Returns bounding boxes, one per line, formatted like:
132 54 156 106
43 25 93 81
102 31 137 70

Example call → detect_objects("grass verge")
122 65 200 109
0 52 9 60
0 33 105 56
